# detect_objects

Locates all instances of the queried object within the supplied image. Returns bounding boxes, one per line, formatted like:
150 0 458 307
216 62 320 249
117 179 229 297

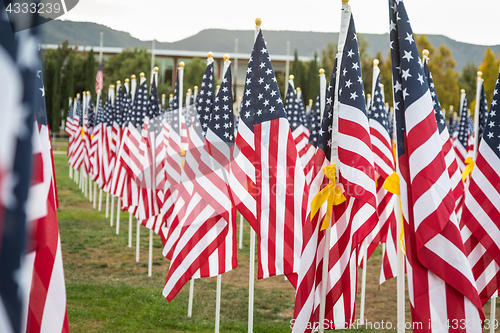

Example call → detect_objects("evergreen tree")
183 57 207 97
52 52 63 132
303 52 319 102
459 61 478 111
85 49 96 101
291 49 305 90
321 42 337 79
65 53 75 109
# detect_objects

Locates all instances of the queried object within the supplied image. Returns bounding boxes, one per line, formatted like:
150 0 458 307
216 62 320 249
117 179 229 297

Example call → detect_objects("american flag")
292 58 340 332
90 97 104 187
362 62 397 282
245 30 307 282
454 92 470 172
101 95 115 192
95 64 103 94
390 0 483 327
461 67 500 304
163 66 234 299
423 56 464 216
479 84 489 138
23 50 70 333
0 3 45 332
285 82 314 185
303 92 322 185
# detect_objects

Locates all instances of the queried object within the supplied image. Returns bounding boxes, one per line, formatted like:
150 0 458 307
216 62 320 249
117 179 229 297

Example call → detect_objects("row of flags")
3 0 500 331
0 1 69 332
64 1 500 330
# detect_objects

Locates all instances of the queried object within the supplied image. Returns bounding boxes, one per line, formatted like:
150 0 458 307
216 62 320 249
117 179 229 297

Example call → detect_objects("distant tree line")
42 36 500 133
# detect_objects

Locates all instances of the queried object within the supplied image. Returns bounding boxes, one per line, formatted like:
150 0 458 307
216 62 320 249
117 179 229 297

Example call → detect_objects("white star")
352 62 359 70
489 121 495 128
405 32 414 44
394 81 402 92
492 99 497 106
350 91 358 100
16 31 38 70
258 77 264 84
402 88 409 100
266 68 272 75
246 78 251 84
417 74 424 85
402 50 413 62
264 84 270 90
261 47 268 54
259 62 266 69
270 90 277 97
326 97 332 105
487 132 494 139
258 93 263 100
270 106 275 113
390 20 396 31
345 79 352 88
39 86 45 96
402 69 412 81
263 100 270 106
257 109 262 116
347 49 354 58
245 100 251 107
247 67 252 74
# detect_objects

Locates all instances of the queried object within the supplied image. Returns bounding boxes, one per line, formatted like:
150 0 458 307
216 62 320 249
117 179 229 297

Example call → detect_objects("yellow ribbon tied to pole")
383 171 405 254
81 128 85 140
310 164 346 231
461 157 475 181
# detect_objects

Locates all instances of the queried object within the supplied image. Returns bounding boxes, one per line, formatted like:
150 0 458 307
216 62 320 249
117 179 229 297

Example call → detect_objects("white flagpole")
215 274 222 333
105 191 110 217
239 214 244 250
178 62 184 133
359 240 368 322
136 219 140 262
116 197 121 234
98 188 103 211
472 71 483 160
131 74 137 104
319 69 326 120
148 229 153 276
248 18 261 333
93 183 97 208
188 279 195 318
110 195 115 227
234 38 239 104
490 295 497 333
128 212 133 247
162 94 166 109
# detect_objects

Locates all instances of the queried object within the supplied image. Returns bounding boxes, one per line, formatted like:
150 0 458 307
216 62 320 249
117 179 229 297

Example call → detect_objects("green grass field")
54 151 498 332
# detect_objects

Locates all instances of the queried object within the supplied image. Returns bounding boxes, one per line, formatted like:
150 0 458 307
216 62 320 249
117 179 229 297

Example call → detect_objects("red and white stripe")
400 88 484 327
461 140 500 304
254 117 307 280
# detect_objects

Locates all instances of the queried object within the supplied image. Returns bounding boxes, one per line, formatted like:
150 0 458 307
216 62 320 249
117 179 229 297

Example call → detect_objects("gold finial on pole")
319 68 325 75
125 78 130 83
342 0 349 5
169 94 173 98
194 86 198 90
380 84 384 89
373 59 379 66
162 94 166 98
140 73 145 78
208 51 213 59
179 62 185 68
296 87 301 91
477 71 483 77
461 89 465 94
309 99 313 103
367 94 371 98
154 66 159 73
223 54 230 61
131 74 136 79
109 85 115 89
289 75 294 80
188 88 192 93
77 93 81 97
422 49 429 57
116 80 121 85
255 18 262 27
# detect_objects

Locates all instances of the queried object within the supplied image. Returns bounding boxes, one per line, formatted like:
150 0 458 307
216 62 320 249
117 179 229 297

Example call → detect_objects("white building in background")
41 44 314 114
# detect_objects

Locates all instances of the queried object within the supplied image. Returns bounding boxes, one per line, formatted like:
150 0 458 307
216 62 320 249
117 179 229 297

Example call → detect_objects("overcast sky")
59 0 500 46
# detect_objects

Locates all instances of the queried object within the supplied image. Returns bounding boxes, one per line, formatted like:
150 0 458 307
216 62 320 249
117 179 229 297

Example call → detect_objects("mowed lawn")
53 146 499 332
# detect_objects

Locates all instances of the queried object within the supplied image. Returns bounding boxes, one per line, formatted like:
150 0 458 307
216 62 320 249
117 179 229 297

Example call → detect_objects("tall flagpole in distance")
285 41 290 97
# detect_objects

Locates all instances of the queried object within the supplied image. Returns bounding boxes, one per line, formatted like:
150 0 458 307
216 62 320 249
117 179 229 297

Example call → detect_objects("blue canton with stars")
338 15 367 115
95 97 104 125
196 62 215 135
483 73 500 158
457 94 469 149
318 58 338 161
147 77 163 134
122 83 132 127
114 86 125 127
166 71 181 135
308 91 322 147
243 30 285 126
285 82 303 131
130 80 149 128
423 58 447 134
209 64 234 144
76 97 83 127
103 95 113 126
297 92 310 130
87 98 95 129
369 72 390 134
168 69 180 113
390 0 431 157
479 85 488 138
